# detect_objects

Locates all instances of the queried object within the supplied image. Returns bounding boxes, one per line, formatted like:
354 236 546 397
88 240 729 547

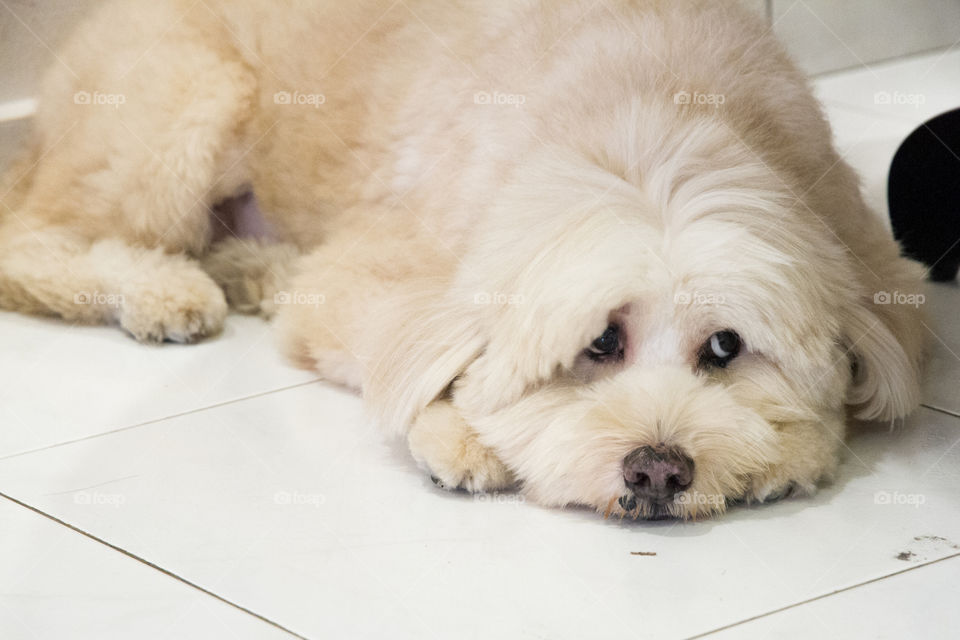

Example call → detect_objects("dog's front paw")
408 401 515 493
745 460 828 505
751 480 798 504
743 423 842 505
118 270 227 343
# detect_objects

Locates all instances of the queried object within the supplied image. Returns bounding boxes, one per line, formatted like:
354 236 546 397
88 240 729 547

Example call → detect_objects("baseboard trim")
0 98 37 123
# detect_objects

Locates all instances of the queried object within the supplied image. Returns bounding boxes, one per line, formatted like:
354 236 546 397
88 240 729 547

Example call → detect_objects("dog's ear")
842 258 925 421
363 283 485 437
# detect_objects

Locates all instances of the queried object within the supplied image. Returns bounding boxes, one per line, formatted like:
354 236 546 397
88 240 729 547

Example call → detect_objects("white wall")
772 0 960 75
0 1 99 168
0 0 100 105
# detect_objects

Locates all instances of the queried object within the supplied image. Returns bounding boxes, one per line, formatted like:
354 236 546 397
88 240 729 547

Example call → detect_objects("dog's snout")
623 445 694 504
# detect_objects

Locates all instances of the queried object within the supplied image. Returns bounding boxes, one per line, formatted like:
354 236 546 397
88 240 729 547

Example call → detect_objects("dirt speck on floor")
630 551 657 556
896 551 916 561
913 535 960 549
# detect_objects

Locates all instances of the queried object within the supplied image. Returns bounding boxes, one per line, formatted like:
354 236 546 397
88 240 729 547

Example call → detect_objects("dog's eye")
699 330 741 368
587 324 624 362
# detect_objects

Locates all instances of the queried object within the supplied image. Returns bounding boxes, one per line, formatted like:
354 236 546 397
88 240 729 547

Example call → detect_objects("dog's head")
367 137 924 520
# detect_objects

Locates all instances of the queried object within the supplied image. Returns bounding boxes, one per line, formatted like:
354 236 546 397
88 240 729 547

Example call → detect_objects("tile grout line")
0 490 311 640
920 402 960 421
0 377 324 462
684 551 960 639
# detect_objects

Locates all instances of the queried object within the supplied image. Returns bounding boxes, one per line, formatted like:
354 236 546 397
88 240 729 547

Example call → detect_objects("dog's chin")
604 494 686 521
628 498 676 521
607 493 724 521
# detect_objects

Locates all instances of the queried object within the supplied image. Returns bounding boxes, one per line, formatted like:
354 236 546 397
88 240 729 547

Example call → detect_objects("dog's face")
368 147 921 520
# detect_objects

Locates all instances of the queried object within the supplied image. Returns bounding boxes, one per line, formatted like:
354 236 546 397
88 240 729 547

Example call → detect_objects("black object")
888 107 960 282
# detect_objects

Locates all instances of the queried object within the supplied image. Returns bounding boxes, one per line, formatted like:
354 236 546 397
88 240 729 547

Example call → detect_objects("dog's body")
0 0 925 518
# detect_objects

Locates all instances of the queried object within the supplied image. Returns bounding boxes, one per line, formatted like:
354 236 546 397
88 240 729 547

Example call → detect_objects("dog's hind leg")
0 0 256 341
0 226 227 342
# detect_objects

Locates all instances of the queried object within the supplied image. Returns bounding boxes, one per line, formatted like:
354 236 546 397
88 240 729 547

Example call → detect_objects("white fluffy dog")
0 0 925 519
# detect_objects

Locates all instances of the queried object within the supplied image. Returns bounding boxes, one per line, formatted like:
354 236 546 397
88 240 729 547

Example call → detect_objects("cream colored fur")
0 0 925 519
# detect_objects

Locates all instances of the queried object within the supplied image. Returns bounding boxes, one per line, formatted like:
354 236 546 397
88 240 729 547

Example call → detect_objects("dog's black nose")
623 445 694 504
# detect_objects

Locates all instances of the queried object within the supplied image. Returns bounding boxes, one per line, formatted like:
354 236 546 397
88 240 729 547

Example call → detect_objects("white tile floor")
1 49 959 640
